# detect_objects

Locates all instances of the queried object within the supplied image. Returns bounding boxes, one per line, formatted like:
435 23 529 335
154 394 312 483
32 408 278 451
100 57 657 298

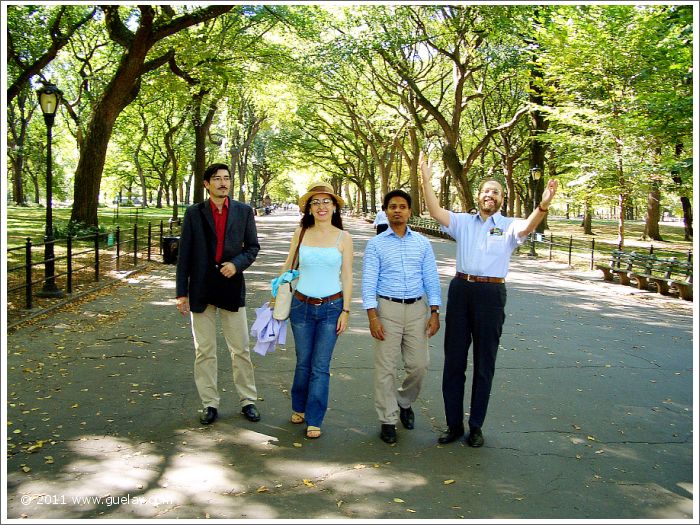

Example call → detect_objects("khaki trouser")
373 298 430 425
191 305 257 409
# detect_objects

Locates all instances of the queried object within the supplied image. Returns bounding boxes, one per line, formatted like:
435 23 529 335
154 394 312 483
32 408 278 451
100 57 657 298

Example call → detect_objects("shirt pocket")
486 234 509 255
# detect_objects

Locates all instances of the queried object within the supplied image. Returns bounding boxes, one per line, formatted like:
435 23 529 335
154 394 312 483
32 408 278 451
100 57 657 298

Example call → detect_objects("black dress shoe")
380 424 397 444
437 427 464 444
399 405 415 430
200 406 218 425
241 404 261 422
466 427 484 448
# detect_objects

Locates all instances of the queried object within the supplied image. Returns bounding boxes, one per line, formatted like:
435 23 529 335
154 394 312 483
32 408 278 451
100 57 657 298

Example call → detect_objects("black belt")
294 290 343 305
378 295 423 304
455 272 505 284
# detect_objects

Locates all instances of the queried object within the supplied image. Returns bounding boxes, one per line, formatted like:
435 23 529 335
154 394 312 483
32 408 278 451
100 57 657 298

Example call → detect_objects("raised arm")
516 179 559 237
419 151 451 228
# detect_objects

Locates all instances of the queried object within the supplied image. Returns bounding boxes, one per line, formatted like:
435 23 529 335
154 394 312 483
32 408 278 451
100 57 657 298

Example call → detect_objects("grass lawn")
6 204 178 248
542 216 692 251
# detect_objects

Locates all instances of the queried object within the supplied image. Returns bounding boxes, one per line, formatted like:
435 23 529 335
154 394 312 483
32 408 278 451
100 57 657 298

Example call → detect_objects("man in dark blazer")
176 163 261 425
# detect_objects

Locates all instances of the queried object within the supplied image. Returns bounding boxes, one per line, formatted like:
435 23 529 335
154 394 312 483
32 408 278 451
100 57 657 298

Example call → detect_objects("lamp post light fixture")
528 165 542 257
36 82 64 298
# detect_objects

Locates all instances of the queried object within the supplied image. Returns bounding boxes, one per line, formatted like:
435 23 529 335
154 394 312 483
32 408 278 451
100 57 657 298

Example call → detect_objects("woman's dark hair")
203 163 230 182
300 196 344 230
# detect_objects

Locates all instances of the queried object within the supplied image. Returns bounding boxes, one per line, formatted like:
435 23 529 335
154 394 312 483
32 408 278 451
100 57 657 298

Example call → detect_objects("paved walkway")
5 213 695 520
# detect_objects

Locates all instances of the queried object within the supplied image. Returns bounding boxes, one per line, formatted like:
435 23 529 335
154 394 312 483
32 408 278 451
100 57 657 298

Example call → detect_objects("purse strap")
290 227 306 270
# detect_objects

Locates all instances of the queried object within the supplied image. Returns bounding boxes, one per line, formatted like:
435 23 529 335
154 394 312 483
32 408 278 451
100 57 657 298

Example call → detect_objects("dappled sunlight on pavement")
6 212 694 519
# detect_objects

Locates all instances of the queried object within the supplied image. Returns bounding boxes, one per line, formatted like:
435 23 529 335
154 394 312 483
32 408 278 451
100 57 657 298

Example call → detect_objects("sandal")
291 412 305 424
306 426 321 439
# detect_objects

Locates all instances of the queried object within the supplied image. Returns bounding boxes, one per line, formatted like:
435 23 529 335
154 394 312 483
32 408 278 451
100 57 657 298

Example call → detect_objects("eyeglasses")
210 176 231 183
310 198 333 206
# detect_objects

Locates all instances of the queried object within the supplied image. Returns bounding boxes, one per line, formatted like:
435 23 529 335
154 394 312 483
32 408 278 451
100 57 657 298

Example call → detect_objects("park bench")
638 257 693 301
598 250 693 301
596 249 631 282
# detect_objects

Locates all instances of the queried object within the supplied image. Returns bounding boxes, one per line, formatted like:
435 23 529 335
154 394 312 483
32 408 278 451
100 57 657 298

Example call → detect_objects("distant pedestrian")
176 163 262 426
280 182 354 439
419 152 558 447
373 207 389 235
362 189 442 444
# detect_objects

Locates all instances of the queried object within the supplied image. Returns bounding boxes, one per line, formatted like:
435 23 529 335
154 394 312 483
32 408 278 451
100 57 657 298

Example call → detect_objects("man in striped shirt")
362 189 442 444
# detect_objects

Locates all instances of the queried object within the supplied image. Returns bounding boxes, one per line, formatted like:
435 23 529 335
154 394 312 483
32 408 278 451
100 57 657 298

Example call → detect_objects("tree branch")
102 5 134 48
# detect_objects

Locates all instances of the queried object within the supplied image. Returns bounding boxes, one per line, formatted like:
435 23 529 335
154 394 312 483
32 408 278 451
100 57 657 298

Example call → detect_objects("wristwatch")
430 307 439 314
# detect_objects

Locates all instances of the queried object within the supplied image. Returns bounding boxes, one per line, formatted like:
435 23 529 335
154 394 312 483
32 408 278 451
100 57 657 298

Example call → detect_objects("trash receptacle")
162 236 180 264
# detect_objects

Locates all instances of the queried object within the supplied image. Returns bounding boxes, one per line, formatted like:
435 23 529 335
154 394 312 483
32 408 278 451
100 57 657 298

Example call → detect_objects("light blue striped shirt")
362 226 442 310
441 211 527 278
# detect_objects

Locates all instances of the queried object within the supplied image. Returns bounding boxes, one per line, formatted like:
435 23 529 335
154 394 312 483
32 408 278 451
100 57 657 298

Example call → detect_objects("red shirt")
209 197 229 263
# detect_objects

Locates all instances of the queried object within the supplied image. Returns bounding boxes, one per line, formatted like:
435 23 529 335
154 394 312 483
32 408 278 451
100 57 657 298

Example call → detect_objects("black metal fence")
519 232 693 270
6 219 181 322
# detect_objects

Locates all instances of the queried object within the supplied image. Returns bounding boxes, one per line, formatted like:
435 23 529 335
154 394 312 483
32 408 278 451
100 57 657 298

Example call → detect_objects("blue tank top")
295 231 343 298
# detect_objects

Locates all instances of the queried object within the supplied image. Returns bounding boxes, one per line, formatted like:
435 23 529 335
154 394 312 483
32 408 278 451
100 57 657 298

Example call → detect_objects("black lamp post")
528 165 542 257
36 82 64 298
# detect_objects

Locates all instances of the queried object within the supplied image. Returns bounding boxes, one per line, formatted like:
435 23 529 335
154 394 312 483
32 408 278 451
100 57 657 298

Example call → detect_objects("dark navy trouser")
442 277 506 431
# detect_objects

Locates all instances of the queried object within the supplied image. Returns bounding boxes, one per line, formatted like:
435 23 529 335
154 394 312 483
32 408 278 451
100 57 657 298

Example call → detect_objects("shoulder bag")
272 228 305 321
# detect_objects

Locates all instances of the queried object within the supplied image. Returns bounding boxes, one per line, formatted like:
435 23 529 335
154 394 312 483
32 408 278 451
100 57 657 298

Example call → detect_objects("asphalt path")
5 211 695 520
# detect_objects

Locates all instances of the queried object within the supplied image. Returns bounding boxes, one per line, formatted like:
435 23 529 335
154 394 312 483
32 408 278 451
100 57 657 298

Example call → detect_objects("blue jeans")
289 295 342 427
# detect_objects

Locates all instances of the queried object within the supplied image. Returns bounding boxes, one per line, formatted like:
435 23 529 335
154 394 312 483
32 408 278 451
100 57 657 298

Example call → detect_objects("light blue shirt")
296 245 342 298
441 211 527 278
362 226 442 310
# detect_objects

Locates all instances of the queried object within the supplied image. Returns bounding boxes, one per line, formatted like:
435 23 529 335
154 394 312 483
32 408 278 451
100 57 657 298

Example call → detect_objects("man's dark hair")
203 163 230 182
383 189 411 210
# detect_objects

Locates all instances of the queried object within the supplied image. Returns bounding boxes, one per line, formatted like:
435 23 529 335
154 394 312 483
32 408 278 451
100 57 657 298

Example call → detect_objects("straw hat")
298 182 345 210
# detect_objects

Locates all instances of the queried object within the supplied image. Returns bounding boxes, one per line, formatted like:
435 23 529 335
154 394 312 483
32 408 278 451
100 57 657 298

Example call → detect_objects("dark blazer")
176 197 260 313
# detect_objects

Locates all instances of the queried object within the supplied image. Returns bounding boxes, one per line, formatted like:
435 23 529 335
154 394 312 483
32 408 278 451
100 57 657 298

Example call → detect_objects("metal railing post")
159 220 164 254
25 237 33 309
94 231 100 282
590 239 595 270
116 226 121 266
147 222 152 261
67 235 73 294
133 223 138 266
568 235 573 266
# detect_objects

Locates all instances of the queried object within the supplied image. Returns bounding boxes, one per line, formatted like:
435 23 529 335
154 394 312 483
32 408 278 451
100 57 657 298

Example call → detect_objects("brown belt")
456 272 505 284
294 290 343 305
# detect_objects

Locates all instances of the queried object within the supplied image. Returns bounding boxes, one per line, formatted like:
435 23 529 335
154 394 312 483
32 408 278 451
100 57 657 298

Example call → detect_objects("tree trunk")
191 94 217 204
644 182 662 241
69 5 232 226
11 154 26 205
611 132 628 247
680 197 692 240
673 143 692 241
582 199 593 235
441 144 472 211
134 120 148 208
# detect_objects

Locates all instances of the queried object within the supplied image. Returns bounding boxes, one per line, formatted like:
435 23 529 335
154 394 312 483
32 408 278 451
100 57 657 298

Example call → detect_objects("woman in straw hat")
279 182 354 438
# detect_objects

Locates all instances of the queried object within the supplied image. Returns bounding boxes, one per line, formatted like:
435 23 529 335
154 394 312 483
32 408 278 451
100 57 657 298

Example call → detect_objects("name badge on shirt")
489 227 503 236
